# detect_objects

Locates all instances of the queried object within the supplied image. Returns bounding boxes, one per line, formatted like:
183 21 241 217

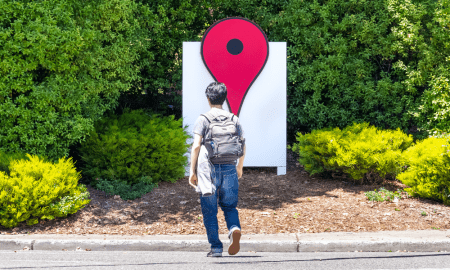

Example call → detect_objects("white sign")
182 42 286 175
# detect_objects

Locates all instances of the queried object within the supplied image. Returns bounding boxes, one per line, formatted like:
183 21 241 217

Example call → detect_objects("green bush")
291 122 413 184
0 0 145 160
0 154 90 228
94 177 157 201
79 109 190 184
397 137 450 205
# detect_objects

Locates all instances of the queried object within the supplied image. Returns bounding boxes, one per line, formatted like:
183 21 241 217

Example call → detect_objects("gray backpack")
201 110 245 164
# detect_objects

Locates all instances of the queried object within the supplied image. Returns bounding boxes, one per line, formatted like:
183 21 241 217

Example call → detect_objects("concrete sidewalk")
1 230 449 252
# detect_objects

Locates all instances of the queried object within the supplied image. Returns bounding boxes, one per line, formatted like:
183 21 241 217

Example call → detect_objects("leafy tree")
410 0 450 136
0 0 145 159
274 0 427 136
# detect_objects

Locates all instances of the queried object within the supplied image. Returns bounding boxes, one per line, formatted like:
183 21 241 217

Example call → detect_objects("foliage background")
125 0 450 143
1 0 449 158
213 0 450 142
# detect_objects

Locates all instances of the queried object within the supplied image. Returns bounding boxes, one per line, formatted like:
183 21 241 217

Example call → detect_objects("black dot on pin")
227 39 243 55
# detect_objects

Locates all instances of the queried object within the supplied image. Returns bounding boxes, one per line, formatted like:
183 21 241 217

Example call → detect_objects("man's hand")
188 134 202 189
236 145 245 179
236 166 243 179
189 173 198 188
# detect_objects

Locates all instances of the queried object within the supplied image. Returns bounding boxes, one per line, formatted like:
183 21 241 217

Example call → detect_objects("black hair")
205 82 227 105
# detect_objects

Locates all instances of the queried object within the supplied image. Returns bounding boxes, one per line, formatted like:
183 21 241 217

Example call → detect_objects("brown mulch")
1 150 449 235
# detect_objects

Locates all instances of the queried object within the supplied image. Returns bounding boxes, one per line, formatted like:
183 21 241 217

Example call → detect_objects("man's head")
205 82 227 105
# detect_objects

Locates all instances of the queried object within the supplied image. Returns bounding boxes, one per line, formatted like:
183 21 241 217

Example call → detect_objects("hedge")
0 0 145 160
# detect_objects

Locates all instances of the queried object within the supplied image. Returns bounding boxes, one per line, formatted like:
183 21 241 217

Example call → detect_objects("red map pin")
201 17 269 116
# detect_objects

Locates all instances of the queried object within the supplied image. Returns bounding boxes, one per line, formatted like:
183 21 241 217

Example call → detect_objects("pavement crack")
295 233 299 252
31 240 35 250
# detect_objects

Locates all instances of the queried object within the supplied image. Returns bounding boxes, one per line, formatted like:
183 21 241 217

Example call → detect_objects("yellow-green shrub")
397 137 450 205
0 151 28 175
290 122 413 184
0 154 90 228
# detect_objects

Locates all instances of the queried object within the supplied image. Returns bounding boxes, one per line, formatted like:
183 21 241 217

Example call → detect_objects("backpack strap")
200 112 213 144
202 110 233 123
201 113 212 123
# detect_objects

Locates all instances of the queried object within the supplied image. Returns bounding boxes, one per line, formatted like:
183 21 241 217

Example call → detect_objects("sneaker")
228 227 241 255
207 250 222 257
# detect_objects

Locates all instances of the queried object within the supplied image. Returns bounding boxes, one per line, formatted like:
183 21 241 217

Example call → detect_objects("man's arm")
236 144 246 179
188 134 202 188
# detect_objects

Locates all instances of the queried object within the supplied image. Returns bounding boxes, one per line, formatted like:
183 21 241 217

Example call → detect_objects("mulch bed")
1 150 449 235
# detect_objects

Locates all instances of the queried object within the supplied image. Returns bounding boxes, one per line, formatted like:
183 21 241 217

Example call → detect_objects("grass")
364 187 409 202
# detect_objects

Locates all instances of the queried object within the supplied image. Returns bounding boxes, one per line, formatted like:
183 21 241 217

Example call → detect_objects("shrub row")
291 122 450 205
0 108 189 228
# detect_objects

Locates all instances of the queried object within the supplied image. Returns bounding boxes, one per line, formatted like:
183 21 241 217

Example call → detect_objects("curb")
1 230 449 252
0 239 297 252
297 240 450 252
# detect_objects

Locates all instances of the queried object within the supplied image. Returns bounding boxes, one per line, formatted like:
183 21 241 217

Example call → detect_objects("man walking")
189 82 246 257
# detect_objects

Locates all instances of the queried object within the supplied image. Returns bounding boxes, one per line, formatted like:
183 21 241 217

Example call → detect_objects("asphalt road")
1 251 450 270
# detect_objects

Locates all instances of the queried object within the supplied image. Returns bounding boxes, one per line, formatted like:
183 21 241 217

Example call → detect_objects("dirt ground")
1 150 449 235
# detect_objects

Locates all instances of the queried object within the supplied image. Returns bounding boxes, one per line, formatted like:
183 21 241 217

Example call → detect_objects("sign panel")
182 41 286 175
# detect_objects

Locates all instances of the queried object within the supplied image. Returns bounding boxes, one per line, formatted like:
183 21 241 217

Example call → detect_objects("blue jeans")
200 164 241 253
